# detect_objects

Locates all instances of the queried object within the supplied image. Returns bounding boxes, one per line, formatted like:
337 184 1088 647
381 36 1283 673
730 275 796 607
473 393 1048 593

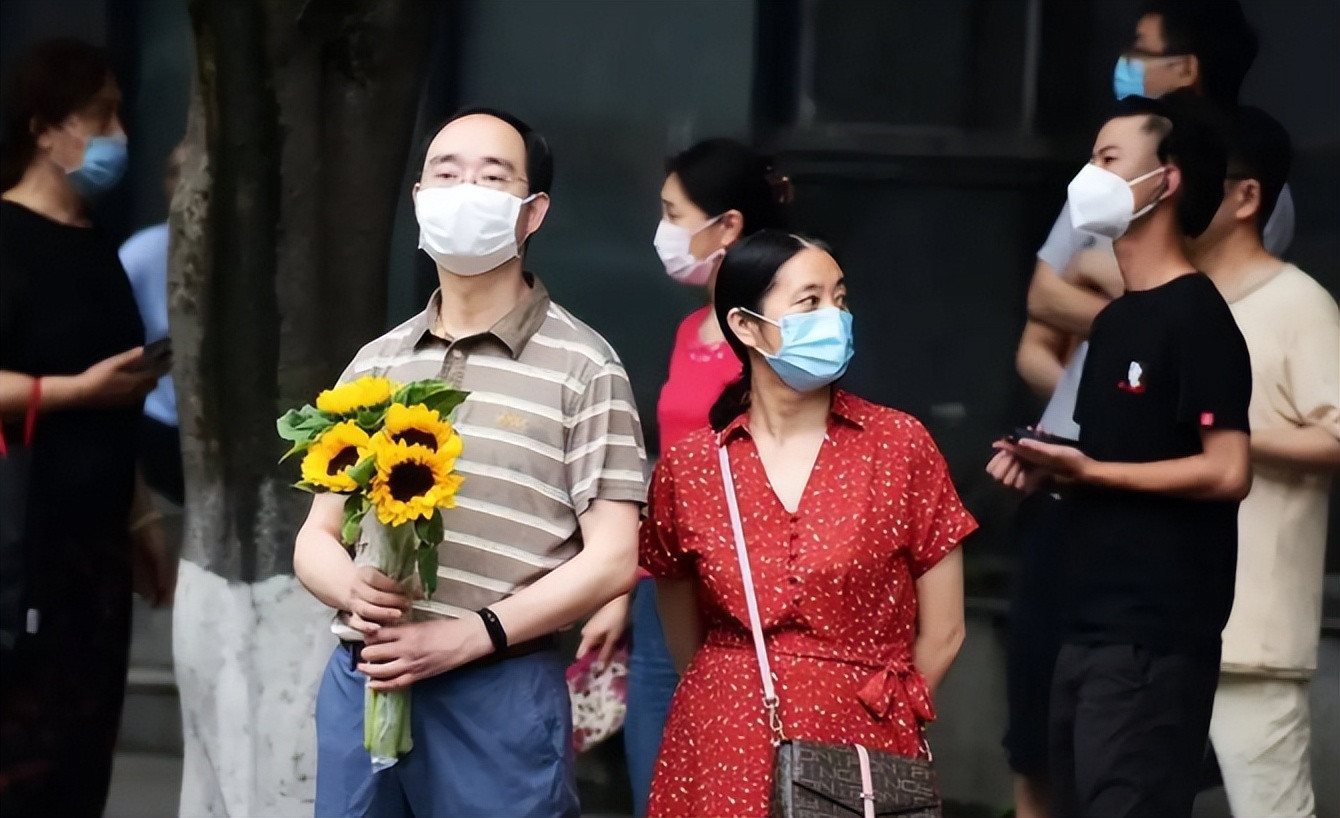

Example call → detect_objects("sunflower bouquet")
277 375 468 770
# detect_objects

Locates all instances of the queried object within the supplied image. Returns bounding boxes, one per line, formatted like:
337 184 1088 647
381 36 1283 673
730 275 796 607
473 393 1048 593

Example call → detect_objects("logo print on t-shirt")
1118 361 1147 394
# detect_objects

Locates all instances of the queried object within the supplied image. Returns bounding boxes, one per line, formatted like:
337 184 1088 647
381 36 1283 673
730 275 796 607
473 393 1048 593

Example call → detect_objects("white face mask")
415 184 537 276
1066 163 1167 239
653 216 724 286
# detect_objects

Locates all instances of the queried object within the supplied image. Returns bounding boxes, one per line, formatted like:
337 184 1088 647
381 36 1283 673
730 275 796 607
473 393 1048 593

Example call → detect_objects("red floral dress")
639 391 977 818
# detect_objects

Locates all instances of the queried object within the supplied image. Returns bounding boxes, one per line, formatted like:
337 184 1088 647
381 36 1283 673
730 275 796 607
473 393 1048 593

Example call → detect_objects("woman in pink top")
576 139 791 816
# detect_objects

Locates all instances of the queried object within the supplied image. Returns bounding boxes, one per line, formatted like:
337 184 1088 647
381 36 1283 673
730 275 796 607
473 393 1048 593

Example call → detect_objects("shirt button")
450 349 464 359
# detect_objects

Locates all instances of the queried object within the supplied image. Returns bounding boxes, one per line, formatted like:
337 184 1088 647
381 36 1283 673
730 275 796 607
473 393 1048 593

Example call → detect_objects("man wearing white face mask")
294 107 647 818
988 94 1252 818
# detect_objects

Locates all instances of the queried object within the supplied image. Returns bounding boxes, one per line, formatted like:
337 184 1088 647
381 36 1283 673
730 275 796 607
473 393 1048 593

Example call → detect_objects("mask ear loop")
1129 166 1169 222
729 307 784 360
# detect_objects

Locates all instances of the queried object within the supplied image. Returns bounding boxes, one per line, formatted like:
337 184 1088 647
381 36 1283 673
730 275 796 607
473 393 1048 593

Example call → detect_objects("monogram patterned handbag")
718 447 942 818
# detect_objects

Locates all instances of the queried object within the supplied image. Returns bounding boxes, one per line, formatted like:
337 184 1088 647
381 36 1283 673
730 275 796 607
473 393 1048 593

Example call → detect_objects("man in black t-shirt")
988 93 1251 818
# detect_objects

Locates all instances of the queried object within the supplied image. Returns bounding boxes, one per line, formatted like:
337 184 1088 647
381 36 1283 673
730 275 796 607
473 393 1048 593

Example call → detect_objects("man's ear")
1233 179 1262 224
1181 53 1201 89
521 192 551 242
1160 164 1182 202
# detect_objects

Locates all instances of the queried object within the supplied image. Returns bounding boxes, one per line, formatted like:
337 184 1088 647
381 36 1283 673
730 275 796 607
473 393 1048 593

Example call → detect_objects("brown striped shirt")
338 275 647 622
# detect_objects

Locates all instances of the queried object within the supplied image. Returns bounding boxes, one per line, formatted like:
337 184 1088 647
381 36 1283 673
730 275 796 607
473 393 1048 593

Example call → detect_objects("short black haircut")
425 106 554 195
1142 0 1259 105
1223 106 1291 233
1109 90 1227 238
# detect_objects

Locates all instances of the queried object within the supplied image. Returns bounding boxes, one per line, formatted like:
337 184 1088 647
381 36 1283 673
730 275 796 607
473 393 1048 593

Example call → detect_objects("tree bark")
168 1 436 813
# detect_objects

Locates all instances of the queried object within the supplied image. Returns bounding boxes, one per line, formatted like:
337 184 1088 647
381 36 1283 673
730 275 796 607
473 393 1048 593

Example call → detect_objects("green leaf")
416 547 438 598
355 407 387 431
341 496 369 546
347 455 377 487
420 389 468 420
414 510 444 547
391 380 469 416
276 406 339 442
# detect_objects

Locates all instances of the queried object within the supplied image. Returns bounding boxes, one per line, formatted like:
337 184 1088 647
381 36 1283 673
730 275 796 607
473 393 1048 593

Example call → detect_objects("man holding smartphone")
988 92 1251 818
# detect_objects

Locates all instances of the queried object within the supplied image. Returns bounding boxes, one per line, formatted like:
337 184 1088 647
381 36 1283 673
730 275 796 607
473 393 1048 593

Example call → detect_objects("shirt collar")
716 389 866 445
406 273 551 359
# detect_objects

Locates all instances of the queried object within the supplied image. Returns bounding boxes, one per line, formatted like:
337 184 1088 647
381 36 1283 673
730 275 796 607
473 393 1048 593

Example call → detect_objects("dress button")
788 576 801 584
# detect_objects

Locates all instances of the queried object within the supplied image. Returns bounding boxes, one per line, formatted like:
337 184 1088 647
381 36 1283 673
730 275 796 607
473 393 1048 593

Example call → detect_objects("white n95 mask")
1066 163 1166 240
415 184 536 276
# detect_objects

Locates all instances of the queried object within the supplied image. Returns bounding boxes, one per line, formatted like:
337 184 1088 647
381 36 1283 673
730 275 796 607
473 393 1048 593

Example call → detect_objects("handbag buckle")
763 694 786 745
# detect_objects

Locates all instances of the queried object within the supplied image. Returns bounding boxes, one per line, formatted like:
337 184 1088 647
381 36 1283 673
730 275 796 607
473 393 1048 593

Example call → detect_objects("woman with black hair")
575 138 791 816
0 38 174 817
638 231 973 817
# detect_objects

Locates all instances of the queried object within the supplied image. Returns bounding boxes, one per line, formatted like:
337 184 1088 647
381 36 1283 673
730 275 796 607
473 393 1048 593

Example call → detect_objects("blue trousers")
624 578 680 818
315 643 579 818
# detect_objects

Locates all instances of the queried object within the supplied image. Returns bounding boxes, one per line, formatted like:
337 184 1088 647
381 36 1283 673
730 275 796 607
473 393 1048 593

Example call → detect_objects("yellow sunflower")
300 421 373 492
368 439 465 526
377 403 464 459
316 376 395 416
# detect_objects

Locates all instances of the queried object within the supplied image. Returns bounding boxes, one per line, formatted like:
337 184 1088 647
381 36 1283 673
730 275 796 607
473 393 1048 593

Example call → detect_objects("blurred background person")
118 143 187 506
0 37 173 818
576 138 791 817
1188 105 1340 818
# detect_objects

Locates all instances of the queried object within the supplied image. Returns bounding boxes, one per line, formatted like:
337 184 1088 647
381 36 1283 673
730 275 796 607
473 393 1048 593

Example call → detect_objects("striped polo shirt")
337 275 647 622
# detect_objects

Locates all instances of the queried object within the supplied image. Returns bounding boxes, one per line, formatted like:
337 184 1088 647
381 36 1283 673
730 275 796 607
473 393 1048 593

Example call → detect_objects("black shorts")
1002 492 1068 777
1049 642 1220 818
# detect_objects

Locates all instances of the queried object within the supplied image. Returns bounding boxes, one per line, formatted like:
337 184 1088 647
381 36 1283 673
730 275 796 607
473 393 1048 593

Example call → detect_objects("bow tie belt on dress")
705 630 936 723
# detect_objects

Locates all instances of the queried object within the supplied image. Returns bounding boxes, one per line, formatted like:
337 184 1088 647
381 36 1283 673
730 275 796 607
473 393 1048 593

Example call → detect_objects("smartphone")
1007 426 1079 447
142 338 172 362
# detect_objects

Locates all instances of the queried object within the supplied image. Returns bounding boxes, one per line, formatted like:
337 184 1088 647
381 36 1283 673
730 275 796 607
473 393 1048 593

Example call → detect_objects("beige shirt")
333 275 647 633
1220 264 1340 677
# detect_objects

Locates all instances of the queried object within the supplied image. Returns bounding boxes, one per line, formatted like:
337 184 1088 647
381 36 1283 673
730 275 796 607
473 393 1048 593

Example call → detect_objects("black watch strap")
476 607 508 652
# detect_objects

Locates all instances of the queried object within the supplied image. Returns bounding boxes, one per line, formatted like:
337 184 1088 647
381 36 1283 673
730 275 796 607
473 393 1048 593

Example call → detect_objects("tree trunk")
168 1 436 813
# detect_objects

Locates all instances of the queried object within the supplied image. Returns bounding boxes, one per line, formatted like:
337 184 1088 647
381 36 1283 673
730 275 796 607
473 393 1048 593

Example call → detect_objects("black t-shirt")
1067 271 1251 656
0 201 145 537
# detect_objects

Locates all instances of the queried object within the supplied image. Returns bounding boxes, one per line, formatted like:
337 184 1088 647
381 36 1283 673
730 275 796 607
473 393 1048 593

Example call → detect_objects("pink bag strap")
855 743 876 818
718 445 787 745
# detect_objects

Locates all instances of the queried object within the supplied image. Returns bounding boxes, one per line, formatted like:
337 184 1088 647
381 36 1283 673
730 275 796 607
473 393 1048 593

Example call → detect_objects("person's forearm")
913 623 964 695
489 545 636 648
1015 340 1064 399
1084 453 1250 501
1026 267 1108 337
1251 425 1340 471
128 466 157 526
293 523 357 611
0 370 89 417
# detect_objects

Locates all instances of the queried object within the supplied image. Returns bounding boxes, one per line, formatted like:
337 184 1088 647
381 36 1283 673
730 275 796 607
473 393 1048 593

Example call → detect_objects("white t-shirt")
1219 264 1340 677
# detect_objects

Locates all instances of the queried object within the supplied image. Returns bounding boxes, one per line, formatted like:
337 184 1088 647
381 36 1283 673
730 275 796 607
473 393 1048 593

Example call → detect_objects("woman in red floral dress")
640 230 976 817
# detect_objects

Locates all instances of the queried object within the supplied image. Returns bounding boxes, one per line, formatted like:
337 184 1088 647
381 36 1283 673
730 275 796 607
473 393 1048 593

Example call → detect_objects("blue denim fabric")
624 578 680 818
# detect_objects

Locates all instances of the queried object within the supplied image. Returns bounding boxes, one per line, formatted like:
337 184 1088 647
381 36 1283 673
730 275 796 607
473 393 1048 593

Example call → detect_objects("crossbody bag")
717 445 942 818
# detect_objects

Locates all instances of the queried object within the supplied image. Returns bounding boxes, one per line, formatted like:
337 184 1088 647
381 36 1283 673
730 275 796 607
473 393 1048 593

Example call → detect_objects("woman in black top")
0 39 174 817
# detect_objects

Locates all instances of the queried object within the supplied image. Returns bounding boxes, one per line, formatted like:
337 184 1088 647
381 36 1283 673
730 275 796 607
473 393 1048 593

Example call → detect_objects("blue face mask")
1112 56 1146 100
741 306 854 393
68 134 129 197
